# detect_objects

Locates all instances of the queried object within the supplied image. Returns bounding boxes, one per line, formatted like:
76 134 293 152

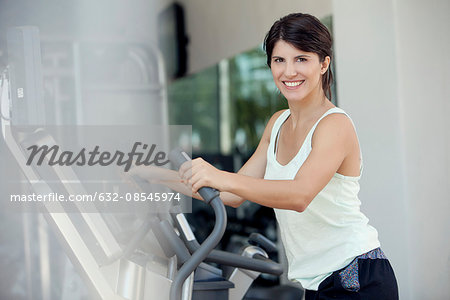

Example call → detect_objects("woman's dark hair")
264 13 333 99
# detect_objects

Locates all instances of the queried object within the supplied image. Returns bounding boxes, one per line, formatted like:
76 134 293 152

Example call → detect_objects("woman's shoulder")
312 109 357 146
316 110 354 132
317 108 354 128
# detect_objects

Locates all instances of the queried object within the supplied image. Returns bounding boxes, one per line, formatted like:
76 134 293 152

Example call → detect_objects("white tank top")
264 107 380 291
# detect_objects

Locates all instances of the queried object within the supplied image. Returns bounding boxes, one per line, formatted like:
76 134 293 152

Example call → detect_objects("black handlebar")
168 148 285 300
168 148 227 300
169 205 283 276
249 232 278 254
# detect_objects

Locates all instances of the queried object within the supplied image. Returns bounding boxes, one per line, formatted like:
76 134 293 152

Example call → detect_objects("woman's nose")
284 62 297 77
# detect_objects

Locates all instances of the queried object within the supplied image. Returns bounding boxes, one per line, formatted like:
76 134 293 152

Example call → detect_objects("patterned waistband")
356 247 387 260
339 247 387 292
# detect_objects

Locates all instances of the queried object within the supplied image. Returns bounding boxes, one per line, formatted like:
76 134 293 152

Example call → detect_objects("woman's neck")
287 89 333 129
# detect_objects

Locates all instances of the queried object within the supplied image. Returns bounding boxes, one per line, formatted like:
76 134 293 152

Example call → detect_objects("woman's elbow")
293 201 306 213
228 203 240 208
226 198 246 208
292 193 313 213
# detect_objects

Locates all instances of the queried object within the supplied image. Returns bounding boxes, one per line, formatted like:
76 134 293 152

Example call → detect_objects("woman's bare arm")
129 110 284 208
181 114 357 212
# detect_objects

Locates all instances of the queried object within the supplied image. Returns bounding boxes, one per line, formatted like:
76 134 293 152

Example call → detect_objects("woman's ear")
320 56 331 75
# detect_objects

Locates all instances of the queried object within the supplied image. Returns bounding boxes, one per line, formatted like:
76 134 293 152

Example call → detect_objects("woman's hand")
178 158 229 193
125 164 203 200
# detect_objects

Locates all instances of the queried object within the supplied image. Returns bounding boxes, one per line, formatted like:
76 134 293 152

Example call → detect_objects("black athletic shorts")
305 248 399 300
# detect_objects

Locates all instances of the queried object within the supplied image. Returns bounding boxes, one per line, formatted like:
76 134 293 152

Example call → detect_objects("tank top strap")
270 109 291 153
307 107 346 140
307 107 363 174
268 107 363 174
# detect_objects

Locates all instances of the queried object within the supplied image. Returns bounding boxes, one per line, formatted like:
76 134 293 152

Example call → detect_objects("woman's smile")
283 80 305 89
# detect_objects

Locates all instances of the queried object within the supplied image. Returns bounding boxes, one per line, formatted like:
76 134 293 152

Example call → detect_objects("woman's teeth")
284 80 304 87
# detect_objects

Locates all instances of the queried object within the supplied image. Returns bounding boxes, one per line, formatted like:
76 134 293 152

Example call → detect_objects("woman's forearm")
223 173 308 212
219 192 246 208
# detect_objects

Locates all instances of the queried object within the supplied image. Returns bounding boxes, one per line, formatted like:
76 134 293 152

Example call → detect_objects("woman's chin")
282 92 307 103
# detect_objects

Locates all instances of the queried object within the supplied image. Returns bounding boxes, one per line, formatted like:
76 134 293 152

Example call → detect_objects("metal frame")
1 39 175 300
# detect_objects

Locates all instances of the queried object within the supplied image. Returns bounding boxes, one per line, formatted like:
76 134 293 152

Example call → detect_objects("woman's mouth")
283 80 305 89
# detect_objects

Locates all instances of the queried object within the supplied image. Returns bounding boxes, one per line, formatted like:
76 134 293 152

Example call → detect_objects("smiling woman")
136 12 399 300
177 13 399 299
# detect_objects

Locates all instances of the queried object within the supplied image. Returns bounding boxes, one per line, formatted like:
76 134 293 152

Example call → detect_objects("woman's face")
270 40 329 103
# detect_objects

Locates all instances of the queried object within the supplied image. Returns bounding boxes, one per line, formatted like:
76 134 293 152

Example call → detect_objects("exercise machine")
1 26 303 300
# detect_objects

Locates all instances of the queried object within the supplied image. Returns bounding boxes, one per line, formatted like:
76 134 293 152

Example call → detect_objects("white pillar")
333 0 450 298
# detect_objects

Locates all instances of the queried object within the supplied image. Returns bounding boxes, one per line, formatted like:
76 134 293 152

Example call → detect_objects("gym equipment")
2 26 175 300
0 117 290 300
165 150 303 300
1 26 303 300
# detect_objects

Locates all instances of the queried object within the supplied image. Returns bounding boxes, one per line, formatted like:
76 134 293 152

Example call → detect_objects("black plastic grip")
248 233 278 254
169 148 220 204
159 220 191 267
168 147 192 170
205 249 283 276
168 148 228 300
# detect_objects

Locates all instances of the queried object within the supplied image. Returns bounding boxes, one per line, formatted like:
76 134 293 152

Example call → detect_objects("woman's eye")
273 58 283 63
296 57 306 62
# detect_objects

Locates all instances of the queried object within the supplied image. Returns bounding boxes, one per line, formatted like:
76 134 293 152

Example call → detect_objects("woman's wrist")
220 171 236 193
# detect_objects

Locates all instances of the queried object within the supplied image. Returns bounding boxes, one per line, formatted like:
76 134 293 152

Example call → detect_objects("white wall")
394 0 450 297
333 0 450 298
178 0 332 74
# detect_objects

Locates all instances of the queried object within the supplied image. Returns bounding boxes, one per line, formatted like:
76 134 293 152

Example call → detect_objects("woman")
135 13 399 299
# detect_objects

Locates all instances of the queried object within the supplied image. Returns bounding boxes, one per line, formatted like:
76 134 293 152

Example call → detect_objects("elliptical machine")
159 149 303 300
